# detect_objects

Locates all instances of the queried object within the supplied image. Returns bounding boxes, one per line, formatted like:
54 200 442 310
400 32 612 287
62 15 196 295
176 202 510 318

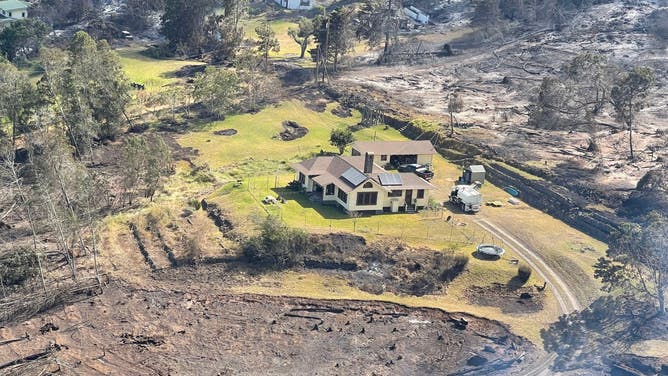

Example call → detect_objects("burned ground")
465 283 546 314
335 0 668 212
0 269 538 376
277 121 309 141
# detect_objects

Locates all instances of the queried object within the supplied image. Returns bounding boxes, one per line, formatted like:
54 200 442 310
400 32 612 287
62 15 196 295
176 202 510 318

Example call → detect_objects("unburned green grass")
118 47 204 91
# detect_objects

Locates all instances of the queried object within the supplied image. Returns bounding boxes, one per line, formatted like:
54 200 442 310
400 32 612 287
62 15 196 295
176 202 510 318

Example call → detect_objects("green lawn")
117 47 204 91
179 100 361 173
112 43 607 344
245 18 311 59
174 99 608 344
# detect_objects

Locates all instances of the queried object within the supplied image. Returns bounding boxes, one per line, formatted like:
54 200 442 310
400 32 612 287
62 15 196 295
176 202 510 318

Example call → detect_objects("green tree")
255 21 280 69
243 216 307 268
594 212 667 316
161 0 216 54
330 128 355 154
0 18 51 62
120 135 172 204
312 7 354 80
221 0 249 30
121 0 165 32
356 0 402 62
193 66 239 118
288 17 314 59
39 32 130 157
0 62 40 147
143 138 172 201
203 14 244 62
610 66 655 160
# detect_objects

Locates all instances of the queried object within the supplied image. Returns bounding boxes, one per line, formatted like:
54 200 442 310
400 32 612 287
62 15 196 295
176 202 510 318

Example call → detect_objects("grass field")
113 49 607 345
117 47 204 91
246 18 309 59
174 99 607 343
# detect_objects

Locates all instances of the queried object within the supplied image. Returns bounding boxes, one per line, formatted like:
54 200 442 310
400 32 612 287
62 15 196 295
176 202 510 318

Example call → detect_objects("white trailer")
450 184 482 213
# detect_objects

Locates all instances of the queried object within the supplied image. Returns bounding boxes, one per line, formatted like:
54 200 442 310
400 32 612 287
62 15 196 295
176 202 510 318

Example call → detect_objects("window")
417 189 425 199
381 155 387 161
22 12 25 17
363 182 373 189
337 189 347 203
356 192 378 206
326 184 335 195
9 12 12 17
298 172 305 183
388 190 402 197
300 0 311 5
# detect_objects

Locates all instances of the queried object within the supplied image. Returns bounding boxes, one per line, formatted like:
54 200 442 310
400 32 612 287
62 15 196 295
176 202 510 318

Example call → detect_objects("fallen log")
0 333 29 347
0 345 60 371
284 313 324 323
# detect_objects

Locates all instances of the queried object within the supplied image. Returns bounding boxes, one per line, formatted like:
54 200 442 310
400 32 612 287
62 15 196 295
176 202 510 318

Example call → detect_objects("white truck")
449 184 482 213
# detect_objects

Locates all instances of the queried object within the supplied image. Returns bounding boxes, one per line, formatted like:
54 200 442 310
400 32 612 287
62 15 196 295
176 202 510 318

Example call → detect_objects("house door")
405 190 413 207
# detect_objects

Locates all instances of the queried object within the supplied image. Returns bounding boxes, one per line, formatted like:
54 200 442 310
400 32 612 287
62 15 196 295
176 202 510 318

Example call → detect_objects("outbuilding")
273 0 312 10
461 165 486 185
351 140 437 168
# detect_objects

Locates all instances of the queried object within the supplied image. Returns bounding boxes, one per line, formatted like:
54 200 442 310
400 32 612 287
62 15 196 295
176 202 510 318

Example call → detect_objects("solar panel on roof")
341 167 367 187
378 173 403 186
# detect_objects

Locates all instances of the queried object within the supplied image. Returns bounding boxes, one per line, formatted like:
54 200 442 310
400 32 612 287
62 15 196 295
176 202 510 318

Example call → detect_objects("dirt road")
474 216 583 376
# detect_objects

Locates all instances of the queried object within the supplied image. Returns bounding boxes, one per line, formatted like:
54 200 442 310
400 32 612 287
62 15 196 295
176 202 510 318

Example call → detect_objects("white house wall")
295 172 430 213
274 0 312 9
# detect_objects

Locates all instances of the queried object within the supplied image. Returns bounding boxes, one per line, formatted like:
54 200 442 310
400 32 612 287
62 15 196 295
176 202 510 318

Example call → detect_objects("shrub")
0 248 39 287
188 198 202 210
243 216 308 268
189 164 216 183
183 236 202 262
518 263 532 283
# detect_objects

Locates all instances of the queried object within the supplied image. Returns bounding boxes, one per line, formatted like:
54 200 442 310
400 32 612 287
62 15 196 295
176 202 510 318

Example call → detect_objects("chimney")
364 152 375 174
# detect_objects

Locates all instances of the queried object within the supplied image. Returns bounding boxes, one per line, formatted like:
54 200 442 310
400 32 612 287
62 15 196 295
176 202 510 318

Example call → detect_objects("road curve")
473 217 583 376
474 218 581 313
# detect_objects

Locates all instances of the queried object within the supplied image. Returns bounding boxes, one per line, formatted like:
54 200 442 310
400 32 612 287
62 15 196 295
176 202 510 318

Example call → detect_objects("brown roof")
292 155 435 193
351 140 437 156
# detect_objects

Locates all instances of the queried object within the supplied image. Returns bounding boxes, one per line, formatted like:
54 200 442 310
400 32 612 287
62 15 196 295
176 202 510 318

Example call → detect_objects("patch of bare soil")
0 272 538 376
213 128 238 136
465 283 545 314
278 120 309 141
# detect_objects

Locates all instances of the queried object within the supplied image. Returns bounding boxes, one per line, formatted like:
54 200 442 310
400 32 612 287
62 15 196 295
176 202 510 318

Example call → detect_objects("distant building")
403 6 429 25
273 0 312 10
351 140 437 167
292 152 435 214
0 0 29 26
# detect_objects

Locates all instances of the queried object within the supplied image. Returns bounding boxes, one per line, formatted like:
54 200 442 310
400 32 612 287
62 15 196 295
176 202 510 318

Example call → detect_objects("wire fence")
240 175 498 251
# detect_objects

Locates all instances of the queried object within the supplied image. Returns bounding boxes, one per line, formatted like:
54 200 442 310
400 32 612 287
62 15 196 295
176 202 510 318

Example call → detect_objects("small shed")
273 0 312 10
462 165 486 185
403 6 429 24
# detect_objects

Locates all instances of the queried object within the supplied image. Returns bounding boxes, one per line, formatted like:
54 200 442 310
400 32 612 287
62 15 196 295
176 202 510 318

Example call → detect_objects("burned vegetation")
243 218 469 297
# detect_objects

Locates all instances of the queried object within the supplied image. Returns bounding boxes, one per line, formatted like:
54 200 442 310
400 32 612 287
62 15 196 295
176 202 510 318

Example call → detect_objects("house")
292 152 436 214
273 0 312 10
351 140 437 167
0 0 29 26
